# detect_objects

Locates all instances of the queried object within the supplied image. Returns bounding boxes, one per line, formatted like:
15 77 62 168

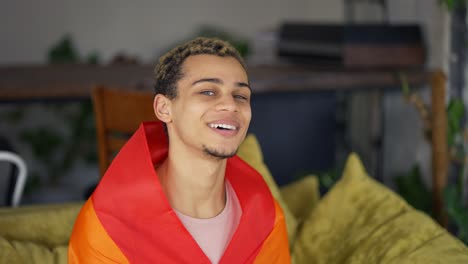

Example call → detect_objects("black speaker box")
278 23 425 68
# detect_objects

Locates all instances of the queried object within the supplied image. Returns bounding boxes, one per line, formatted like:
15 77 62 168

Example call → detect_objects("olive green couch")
1 135 467 263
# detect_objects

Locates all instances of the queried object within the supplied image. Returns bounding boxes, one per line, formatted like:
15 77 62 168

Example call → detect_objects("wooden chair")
92 86 156 177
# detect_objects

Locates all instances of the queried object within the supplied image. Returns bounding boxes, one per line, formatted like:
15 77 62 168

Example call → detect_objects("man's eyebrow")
192 78 251 90
236 82 251 90
191 78 223 86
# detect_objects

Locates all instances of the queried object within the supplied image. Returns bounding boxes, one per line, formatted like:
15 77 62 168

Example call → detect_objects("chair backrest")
92 86 156 177
0 151 27 207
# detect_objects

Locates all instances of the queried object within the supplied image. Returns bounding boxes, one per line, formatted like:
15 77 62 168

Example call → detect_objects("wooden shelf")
248 64 429 92
0 64 430 101
0 65 154 101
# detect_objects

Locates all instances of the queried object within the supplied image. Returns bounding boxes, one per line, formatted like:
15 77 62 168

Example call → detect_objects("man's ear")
153 94 172 123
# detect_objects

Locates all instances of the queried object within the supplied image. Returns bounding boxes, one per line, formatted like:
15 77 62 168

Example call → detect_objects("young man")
68 37 290 263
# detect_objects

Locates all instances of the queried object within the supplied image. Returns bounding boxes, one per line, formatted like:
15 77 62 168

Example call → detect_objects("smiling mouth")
208 123 238 131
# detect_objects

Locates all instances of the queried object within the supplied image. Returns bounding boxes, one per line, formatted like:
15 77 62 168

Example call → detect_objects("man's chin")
202 145 238 160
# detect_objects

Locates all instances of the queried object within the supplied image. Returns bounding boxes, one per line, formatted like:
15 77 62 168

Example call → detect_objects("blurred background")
0 0 467 241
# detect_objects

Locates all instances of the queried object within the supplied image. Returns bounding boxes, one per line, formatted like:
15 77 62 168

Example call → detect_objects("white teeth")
209 123 237 130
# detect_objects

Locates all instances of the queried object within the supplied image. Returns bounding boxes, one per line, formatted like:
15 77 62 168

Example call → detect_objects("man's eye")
200 91 215 96
234 94 249 101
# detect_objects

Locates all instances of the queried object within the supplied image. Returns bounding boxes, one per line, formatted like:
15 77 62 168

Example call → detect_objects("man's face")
166 54 251 159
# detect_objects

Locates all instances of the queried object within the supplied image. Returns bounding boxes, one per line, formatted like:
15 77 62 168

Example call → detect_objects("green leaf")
0 109 25 123
399 72 411 96
440 0 466 10
444 185 468 244
48 35 80 64
19 128 63 160
84 151 97 163
23 172 42 195
447 99 465 146
86 52 100 65
296 166 341 191
395 165 432 214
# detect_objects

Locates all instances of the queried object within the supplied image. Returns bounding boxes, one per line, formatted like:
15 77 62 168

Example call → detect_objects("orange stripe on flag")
254 200 291 264
68 199 129 263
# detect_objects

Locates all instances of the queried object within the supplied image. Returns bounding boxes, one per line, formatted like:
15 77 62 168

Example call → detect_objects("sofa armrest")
0 202 83 248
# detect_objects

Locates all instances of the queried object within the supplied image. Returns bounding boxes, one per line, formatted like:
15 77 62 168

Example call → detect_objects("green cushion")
0 202 82 248
280 175 320 224
0 237 67 264
293 153 468 264
0 202 82 264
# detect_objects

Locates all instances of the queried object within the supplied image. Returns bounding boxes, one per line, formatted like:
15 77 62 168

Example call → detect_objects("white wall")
0 0 344 65
387 0 451 71
382 0 451 188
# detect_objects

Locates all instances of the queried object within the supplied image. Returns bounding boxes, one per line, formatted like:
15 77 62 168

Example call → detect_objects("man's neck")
156 147 227 219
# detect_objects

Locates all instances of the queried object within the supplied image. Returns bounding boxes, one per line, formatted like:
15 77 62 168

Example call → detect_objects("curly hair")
154 37 246 99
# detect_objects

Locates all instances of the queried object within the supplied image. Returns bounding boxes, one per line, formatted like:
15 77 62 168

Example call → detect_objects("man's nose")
216 94 238 112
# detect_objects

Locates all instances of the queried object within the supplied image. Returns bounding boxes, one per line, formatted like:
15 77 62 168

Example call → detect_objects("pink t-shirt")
175 181 242 264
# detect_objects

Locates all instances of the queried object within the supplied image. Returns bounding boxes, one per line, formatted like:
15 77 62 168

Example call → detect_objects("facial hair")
202 145 238 159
